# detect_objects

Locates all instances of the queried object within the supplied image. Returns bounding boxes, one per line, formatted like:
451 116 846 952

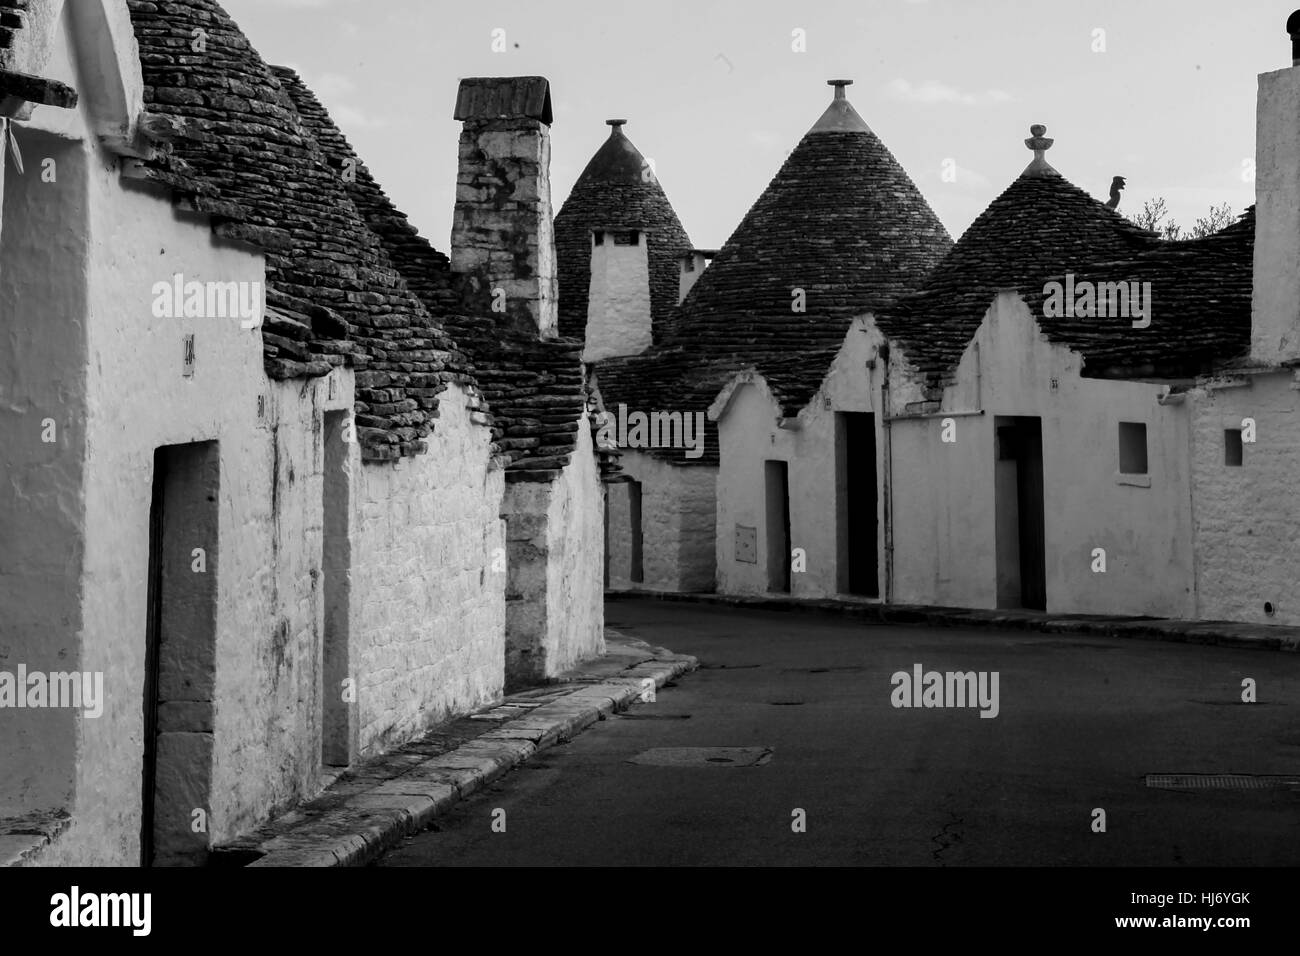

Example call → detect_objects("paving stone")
0 834 47 867
226 632 697 866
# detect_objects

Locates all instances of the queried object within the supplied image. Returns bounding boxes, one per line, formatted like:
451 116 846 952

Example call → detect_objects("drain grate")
1145 774 1300 791
628 747 773 767
615 713 692 720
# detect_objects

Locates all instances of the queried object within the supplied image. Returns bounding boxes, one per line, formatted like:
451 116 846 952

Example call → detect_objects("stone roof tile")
1029 206 1255 379
876 153 1162 393
125 0 474 461
274 65 593 481
0 0 28 67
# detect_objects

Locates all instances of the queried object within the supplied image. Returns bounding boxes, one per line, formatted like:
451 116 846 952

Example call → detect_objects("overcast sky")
221 0 1284 254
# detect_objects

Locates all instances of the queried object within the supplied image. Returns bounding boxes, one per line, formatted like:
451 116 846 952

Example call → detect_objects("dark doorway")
141 451 166 868
603 487 611 588
142 442 219 866
629 480 644 584
995 418 1046 610
321 411 353 768
765 460 791 593
836 412 879 597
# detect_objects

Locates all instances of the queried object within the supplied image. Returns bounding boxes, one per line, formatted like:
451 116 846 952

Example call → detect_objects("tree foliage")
1127 198 1235 241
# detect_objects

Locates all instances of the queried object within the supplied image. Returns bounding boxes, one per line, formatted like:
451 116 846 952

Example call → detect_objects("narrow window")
1224 428 1243 467
1117 422 1148 475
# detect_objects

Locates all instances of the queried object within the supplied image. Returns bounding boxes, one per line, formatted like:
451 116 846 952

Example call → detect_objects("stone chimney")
451 76 557 338
1251 13 1300 365
677 249 715 305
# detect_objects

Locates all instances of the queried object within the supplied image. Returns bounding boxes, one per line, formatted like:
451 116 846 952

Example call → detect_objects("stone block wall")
607 449 716 593
1188 372 1300 625
452 115 557 338
352 383 506 755
543 419 605 674
502 416 605 684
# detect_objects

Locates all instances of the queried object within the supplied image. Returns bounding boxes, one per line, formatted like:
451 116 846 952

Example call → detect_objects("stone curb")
245 643 696 867
607 590 1300 653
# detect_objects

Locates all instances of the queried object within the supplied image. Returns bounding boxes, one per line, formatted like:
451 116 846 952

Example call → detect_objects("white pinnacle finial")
1022 124 1058 175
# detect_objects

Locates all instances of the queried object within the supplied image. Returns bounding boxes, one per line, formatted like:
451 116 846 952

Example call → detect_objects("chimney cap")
828 79 853 99
606 119 627 128
454 76 553 125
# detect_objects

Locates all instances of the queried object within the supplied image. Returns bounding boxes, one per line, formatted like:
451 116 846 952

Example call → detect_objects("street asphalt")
376 598 1300 866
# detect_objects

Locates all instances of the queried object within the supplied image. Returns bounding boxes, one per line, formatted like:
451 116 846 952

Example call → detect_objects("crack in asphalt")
931 810 964 865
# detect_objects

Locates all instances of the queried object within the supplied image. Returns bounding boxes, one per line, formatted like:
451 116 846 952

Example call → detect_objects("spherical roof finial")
1025 124 1054 154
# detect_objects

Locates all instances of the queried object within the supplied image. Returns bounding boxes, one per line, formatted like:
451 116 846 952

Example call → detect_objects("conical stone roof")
659 80 953 368
555 120 693 343
594 81 955 460
876 124 1162 390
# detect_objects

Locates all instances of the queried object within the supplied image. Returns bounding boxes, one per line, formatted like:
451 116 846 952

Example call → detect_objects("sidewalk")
607 590 1300 653
223 632 696 867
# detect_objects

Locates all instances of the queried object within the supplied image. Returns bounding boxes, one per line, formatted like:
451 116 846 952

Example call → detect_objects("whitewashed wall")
352 385 506 754
26 134 291 864
606 449 716 593
712 301 1196 617
502 415 605 681
542 419 605 673
1187 371 1300 625
713 319 886 599
7 4 509 865
584 234 651 362
890 294 1196 617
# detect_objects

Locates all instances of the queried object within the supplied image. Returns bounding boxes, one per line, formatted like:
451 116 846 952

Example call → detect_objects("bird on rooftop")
1106 175 1127 209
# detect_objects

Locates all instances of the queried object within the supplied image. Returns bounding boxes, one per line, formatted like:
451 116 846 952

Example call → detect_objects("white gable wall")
714 319 887 599
891 293 1195 617
714 377 798 597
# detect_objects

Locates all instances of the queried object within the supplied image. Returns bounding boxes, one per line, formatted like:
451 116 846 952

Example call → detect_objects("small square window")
614 230 640 246
592 230 605 246
1225 428 1243 466
1118 422 1148 475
